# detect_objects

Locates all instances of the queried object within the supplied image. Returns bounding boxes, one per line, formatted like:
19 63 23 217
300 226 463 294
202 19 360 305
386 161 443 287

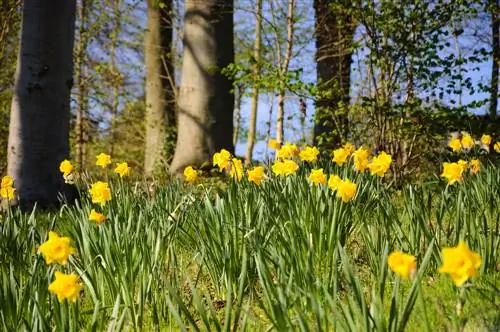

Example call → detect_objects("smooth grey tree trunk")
144 0 174 177
169 0 234 174
7 0 77 209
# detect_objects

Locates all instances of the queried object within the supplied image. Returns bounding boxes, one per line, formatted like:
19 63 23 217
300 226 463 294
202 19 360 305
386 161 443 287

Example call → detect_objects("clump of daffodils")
0 175 15 201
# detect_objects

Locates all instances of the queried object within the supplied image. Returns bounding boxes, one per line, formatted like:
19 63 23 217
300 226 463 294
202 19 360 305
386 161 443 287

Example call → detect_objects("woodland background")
1 0 499 186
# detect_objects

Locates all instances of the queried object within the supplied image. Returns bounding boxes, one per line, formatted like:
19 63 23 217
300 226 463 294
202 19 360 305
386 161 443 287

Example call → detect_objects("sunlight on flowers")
272 159 299 176
48 271 82 303
299 146 319 162
368 151 392 177
229 158 243 181
353 146 370 172
332 147 349 166
461 134 474 150
247 166 266 185
39 231 75 265
114 162 130 177
448 138 461 152
213 149 231 171
90 181 112 205
308 168 327 186
277 142 299 159
336 178 357 203
441 162 463 185
96 153 112 168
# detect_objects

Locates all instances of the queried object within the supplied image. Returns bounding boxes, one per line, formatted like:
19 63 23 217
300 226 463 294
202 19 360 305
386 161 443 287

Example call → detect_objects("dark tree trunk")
7 0 77 209
313 0 355 154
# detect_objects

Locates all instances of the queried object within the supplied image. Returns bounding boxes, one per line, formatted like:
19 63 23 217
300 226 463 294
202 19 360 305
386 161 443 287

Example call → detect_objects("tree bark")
109 0 120 156
8 0 77 209
75 0 88 170
245 0 262 165
169 0 234 174
313 0 354 154
144 0 174 177
233 83 243 147
490 0 499 119
275 0 295 145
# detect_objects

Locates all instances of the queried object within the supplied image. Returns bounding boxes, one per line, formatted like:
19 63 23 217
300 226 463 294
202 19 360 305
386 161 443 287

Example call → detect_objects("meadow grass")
0 158 499 331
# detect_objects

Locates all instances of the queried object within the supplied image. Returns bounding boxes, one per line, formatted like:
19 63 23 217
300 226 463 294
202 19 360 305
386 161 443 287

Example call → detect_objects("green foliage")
0 158 499 330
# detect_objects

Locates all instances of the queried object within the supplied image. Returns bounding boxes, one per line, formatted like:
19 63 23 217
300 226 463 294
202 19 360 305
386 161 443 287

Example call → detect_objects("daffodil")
470 159 480 174
388 251 416 280
247 166 266 185
448 138 461 152
0 186 15 201
457 159 468 172
332 148 349 166
268 139 281 150
213 149 231 171
90 181 112 205
89 209 106 224
353 146 370 172
336 179 357 203
1 175 13 189
308 169 327 186
461 134 474 150
39 231 75 265
277 142 299 159
343 142 356 156
441 162 463 185
59 160 74 177
272 159 299 176
299 146 319 163
48 271 82 303
481 134 491 146
368 151 392 177
494 142 500 153
114 162 130 177
438 241 481 287
229 158 244 181
96 153 112 168
328 175 341 191
183 166 199 183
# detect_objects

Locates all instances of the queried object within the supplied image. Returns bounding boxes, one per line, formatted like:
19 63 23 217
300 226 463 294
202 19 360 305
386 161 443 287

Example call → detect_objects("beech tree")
169 0 234 174
7 0 77 209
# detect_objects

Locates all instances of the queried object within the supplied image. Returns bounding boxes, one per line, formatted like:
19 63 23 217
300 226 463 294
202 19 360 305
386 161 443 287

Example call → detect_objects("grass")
0 156 499 331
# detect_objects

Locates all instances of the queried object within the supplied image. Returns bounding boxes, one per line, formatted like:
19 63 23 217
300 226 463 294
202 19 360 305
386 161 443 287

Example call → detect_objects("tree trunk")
144 0 174 177
109 0 121 156
313 0 354 154
169 0 234 174
275 0 295 145
245 0 262 165
8 0 77 209
75 0 88 170
490 0 499 119
233 83 243 147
